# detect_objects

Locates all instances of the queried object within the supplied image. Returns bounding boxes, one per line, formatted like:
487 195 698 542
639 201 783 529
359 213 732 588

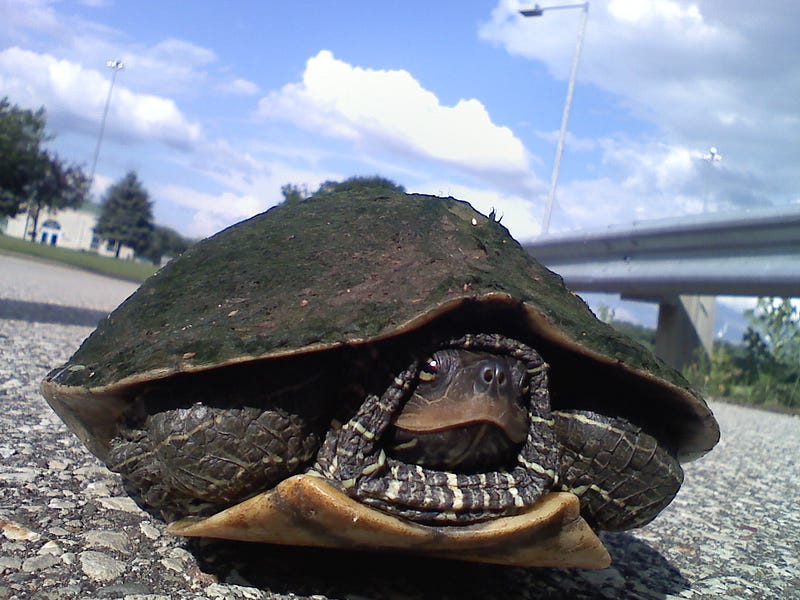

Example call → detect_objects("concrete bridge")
524 204 800 369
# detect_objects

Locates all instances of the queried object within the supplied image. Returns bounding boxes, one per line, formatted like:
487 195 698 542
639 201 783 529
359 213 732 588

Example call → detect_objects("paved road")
1 253 798 599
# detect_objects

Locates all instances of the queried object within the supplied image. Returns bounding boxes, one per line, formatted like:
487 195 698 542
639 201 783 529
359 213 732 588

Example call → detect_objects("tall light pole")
89 59 125 189
519 3 589 235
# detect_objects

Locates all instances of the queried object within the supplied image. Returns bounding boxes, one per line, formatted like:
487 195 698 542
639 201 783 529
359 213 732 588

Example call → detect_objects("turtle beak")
465 354 530 443
394 352 529 444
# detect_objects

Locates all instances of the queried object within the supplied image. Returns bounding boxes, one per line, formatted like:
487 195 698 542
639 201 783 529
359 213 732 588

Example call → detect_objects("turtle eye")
419 357 439 382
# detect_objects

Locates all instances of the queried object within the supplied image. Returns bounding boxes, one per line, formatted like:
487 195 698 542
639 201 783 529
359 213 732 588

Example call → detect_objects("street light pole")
520 3 589 235
89 59 125 189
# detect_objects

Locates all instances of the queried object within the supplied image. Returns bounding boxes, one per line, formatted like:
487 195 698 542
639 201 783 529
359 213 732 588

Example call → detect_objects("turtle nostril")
497 371 506 385
483 368 493 383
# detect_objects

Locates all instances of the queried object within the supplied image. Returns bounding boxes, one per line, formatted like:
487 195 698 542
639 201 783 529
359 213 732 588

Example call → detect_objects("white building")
2 205 135 260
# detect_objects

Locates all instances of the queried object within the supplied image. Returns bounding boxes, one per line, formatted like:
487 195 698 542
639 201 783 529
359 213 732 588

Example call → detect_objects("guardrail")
524 205 800 298
523 205 800 368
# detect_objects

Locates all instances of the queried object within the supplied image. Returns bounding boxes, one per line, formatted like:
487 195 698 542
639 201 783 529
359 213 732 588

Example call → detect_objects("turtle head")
388 349 529 472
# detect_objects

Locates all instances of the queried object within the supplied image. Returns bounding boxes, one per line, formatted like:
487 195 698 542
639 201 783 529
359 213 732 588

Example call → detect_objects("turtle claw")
167 474 611 569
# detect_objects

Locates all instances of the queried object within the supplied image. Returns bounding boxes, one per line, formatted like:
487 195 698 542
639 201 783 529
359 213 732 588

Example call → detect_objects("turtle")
41 185 719 569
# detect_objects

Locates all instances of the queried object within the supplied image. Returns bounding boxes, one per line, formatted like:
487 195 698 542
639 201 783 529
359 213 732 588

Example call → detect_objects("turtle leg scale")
553 409 684 530
108 403 319 519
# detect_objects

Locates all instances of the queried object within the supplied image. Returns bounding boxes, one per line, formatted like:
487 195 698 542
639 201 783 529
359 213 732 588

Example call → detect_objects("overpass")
524 204 800 369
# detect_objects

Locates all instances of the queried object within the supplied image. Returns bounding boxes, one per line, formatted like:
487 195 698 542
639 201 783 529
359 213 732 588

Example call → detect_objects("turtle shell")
42 189 717 462
41 189 718 568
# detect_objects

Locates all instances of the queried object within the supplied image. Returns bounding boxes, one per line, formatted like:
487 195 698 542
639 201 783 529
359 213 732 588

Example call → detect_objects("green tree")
683 340 748 400
0 97 87 228
595 302 615 323
25 152 89 241
95 171 154 258
281 183 306 204
280 176 404 205
0 97 47 217
140 224 192 265
313 176 405 199
741 297 800 407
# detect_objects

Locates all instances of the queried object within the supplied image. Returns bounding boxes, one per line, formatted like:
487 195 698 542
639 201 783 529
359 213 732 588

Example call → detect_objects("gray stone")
0 520 40 542
160 556 184 572
97 582 152 596
97 496 143 514
0 555 21 571
78 550 126 582
139 521 161 540
21 553 59 573
84 530 131 554
47 498 76 510
37 540 62 556
0 468 37 484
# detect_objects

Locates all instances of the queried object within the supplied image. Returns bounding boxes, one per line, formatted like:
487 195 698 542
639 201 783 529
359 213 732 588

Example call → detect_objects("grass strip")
0 234 157 282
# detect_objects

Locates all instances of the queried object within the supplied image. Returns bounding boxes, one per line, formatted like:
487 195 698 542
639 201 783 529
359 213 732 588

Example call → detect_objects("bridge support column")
654 295 716 371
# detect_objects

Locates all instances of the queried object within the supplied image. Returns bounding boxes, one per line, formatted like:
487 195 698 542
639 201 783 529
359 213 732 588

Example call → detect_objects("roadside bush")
686 297 800 410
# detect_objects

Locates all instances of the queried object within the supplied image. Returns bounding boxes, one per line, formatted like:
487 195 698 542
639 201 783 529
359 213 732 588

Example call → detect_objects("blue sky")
4 0 798 240
2 0 799 327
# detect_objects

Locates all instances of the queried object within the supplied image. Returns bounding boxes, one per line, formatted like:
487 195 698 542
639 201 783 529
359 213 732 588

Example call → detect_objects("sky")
2 0 799 330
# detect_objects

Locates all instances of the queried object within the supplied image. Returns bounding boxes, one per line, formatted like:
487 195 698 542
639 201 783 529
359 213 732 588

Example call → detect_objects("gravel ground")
1 252 798 599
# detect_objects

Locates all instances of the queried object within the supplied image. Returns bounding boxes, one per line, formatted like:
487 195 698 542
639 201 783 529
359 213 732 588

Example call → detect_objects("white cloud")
0 0 63 45
89 172 113 199
481 0 800 220
78 0 112 7
154 147 342 238
122 38 217 94
717 296 757 314
224 78 260 96
156 184 266 237
522 133 777 233
0 2 242 97
0 47 202 149
551 138 732 230
607 0 706 29
601 140 696 194
147 38 217 66
482 0 732 98
258 50 531 178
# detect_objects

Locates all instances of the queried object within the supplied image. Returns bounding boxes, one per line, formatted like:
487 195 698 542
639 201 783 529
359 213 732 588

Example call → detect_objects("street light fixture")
88 59 125 189
519 2 589 235
701 146 722 212
703 146 722 163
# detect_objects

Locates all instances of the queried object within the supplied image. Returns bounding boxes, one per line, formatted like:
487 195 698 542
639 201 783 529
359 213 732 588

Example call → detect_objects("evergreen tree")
139 224 192 265
95 171 154 258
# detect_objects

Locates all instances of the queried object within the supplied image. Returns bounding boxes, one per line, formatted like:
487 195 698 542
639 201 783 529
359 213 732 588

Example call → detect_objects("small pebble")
97 496 143 514
22 554 59 573
37 540 61 556
140 521 161 540
84 530 131 554
79 550 126 582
